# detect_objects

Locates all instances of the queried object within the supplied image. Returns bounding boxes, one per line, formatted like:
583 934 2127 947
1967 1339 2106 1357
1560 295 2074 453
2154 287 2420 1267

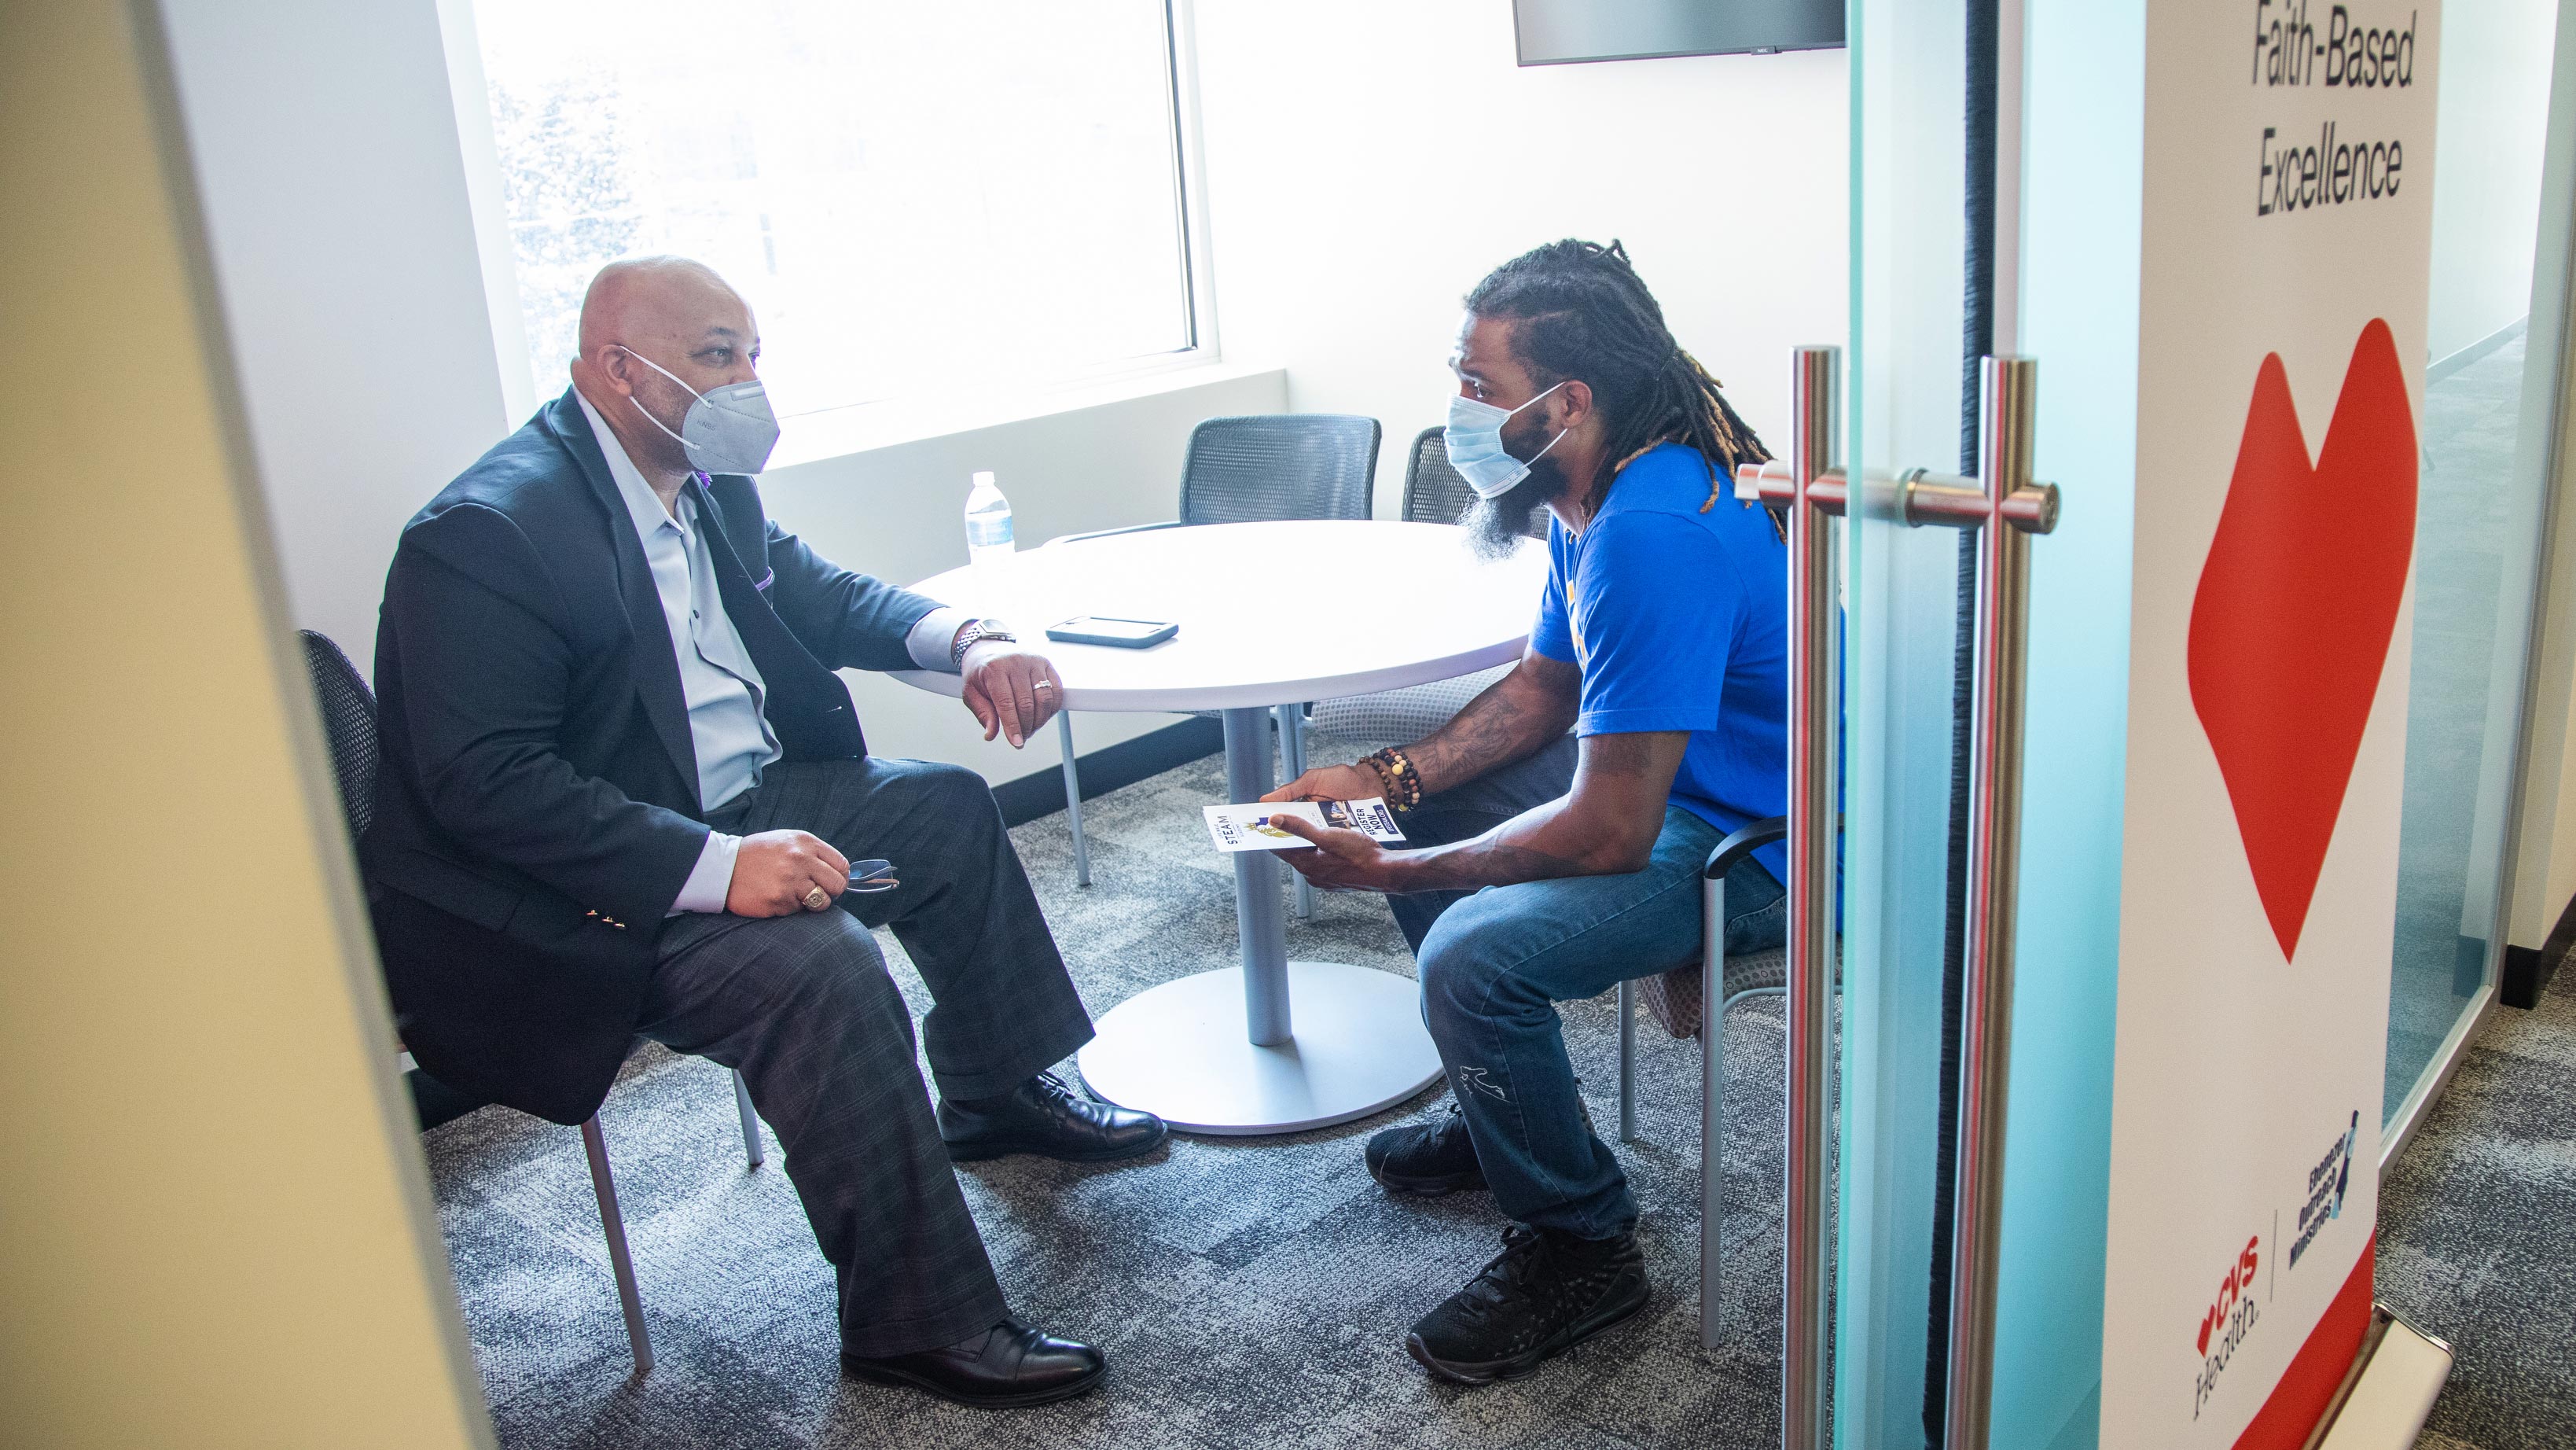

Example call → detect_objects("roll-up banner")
2101 2 2436 1445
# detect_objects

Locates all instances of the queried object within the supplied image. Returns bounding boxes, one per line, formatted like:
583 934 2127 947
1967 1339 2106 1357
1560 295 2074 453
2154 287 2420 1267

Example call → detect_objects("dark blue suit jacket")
366 387 939 1123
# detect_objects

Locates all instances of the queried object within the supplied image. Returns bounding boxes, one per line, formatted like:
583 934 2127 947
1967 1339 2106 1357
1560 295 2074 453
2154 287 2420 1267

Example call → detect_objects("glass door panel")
1836 0 1971 1443
2388 2 2570 1125
1839 2 2145 1444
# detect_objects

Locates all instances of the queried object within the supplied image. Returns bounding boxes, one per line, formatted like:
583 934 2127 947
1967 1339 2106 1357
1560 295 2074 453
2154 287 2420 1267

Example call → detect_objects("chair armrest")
1703 816 1788 879
1045 521 1185 547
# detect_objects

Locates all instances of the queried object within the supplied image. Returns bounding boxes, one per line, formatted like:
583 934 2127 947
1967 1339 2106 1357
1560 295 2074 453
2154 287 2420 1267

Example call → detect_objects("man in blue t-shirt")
1266 239 1786 1385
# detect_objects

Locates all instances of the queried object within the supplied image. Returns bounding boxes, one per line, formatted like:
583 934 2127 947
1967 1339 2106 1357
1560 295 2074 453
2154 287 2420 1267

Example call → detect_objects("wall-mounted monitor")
1513 0 1844 64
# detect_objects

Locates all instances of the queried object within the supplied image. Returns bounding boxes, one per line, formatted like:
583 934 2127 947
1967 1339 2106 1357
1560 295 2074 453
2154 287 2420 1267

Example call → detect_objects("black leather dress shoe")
937 1071 1168 1163
843 1319 1105 1408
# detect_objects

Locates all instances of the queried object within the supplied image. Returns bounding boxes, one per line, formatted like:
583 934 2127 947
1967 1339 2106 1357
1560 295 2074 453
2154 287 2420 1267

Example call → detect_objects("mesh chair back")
1402 425 1475 526
1178 414 1380 526
299 629 380 843
1402 425 1549 539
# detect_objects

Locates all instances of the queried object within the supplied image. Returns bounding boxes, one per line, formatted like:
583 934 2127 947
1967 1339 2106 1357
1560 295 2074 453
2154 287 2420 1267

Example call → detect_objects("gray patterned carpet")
425 745 1799 1449
2378 956 2576 1450
424 741 2575 1448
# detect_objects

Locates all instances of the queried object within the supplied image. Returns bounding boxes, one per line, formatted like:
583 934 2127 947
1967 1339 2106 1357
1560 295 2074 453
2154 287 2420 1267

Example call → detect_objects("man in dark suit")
367 256 1162 1408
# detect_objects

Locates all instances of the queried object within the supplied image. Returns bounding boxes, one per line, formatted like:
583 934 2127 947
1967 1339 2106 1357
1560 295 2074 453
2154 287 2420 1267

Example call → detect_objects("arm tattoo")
1408 652 1580 794
1397 834 1590 892
1387 729 1685 893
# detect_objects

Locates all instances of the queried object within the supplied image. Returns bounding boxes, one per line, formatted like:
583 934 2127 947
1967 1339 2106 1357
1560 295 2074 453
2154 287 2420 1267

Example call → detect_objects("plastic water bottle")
963 469 1014 567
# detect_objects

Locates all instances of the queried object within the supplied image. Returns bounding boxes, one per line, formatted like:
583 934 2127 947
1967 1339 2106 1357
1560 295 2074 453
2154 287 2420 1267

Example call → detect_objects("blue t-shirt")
1530 442 1789 881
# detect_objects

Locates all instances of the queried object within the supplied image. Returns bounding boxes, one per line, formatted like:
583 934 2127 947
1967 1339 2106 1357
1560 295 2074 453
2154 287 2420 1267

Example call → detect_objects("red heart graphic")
2197 1309 2215 1357
2188 318 2416 962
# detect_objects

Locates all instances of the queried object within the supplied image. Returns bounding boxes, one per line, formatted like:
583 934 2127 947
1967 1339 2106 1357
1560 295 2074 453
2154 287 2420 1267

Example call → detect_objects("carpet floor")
425 745 2575 1448
2377 956 2576 1450
426 746 1799 1449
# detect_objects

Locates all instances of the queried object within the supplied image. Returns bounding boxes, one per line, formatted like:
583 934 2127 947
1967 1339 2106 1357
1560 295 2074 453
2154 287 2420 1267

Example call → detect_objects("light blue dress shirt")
578 394 966 914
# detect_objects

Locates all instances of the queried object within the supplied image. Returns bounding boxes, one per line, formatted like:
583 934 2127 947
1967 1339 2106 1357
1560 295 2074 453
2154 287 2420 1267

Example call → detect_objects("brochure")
1202 798 1406 852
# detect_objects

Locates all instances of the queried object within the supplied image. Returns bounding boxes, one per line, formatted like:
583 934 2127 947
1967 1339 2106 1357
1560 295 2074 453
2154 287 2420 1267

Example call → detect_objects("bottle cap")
972 470 995 487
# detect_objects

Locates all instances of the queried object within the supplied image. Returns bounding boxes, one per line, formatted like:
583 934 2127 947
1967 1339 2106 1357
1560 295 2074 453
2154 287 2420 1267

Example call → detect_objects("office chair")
1605 815 1798 1349
299 629 760 1372
1306 425 1550 749
1045 414 1380 903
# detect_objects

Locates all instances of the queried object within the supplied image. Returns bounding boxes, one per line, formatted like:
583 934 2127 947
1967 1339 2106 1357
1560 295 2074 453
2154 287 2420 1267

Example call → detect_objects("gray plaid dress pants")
643 756 1096 1357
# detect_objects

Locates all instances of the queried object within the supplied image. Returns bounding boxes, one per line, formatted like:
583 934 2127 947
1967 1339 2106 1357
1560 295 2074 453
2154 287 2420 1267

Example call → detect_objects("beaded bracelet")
1365 746 1424 811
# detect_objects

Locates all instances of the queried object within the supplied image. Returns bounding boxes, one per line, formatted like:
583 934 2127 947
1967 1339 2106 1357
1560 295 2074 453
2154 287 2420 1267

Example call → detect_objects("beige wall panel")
0 3 490 1446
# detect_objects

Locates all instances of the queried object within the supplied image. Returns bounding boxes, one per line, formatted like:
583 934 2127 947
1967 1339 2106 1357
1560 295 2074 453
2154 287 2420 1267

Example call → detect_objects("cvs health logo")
2196 1235 2262 1356
2192 1235 2264 1419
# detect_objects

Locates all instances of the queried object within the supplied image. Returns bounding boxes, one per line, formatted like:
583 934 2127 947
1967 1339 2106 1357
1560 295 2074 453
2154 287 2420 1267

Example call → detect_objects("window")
465 0 1200 423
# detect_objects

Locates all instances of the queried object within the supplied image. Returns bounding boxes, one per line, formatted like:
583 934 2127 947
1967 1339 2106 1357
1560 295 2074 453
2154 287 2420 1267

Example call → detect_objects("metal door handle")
1733 455 2058 534
1938 356 2051 1450
1733 354 2057 1450
1744 345 1839 1450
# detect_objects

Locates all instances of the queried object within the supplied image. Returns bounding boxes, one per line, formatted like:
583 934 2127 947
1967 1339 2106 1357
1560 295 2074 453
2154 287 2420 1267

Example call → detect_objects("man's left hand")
961 642 1063 748
1266 815 1409 894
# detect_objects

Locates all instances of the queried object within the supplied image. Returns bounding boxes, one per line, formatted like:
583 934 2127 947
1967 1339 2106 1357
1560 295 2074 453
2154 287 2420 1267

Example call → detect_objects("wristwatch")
950 616 1016 667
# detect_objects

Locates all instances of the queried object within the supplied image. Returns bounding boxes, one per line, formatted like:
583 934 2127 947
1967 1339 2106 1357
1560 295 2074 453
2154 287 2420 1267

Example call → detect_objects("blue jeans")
1386 736 1788 1238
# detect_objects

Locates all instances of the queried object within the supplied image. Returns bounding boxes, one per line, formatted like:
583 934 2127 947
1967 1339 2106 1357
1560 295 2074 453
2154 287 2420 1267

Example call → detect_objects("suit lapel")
702 477 776 594
538 390 700 808
693 477 869 760
692 478 812 685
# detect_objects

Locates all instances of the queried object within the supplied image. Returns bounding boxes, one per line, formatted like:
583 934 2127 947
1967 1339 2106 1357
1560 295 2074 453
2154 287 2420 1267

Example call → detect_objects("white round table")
893 520 1549 1135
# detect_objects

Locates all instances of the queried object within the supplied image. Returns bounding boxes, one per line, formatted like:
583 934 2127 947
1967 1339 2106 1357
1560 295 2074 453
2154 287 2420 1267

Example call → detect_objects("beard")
1462 451 1567 560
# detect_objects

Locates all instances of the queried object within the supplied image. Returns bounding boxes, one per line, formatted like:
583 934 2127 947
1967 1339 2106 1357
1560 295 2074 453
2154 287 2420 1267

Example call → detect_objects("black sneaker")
1365 1101 1486 1195
1405 1226 1649 1385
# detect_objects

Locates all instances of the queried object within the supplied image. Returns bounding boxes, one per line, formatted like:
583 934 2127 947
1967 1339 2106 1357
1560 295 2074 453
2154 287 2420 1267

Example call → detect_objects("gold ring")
801 885 831 911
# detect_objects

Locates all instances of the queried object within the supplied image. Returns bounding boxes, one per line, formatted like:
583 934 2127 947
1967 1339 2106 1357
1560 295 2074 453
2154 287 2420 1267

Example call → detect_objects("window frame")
435 0 1223 451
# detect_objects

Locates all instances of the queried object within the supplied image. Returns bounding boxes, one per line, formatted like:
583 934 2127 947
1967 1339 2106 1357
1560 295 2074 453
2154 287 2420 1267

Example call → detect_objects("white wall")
1190 2 1849 511
2427 0 2560 360
160 0 1847 786
2550 673 2576 931
160 0 509 670
155 0 1264 784
754 366 1286 779
2508 342 2576 951
2485 4 2576 955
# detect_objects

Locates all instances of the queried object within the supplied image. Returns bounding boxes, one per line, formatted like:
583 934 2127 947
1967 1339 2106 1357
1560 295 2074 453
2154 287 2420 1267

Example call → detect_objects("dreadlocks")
1464 239 1774 532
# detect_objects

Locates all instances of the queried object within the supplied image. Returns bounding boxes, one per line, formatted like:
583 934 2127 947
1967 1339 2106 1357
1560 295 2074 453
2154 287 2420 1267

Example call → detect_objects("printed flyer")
1202 799 1406 852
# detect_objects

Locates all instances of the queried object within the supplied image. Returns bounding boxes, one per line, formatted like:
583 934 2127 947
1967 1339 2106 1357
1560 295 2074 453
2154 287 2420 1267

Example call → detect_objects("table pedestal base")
1077 962 1444 1135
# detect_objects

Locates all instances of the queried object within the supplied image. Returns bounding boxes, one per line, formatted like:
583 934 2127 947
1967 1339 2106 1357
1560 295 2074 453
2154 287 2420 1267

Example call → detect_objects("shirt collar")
575 388 696 542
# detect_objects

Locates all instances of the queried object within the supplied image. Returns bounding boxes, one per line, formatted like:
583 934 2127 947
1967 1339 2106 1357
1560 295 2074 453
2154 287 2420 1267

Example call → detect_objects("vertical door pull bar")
1736 355 2056 1450
1733 346 1843 1450
1939 356 2049 1450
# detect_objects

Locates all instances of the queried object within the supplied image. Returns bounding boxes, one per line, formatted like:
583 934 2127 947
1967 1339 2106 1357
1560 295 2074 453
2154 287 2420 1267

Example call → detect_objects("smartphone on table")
1044 616 1178 649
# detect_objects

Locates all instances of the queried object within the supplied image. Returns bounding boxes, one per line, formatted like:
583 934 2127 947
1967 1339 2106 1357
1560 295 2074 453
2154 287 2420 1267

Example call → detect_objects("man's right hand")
1263 763 1384 805
726 829 851 917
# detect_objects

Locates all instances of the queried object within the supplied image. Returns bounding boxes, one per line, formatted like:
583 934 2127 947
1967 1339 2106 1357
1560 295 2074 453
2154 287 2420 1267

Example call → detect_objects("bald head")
576 256 744 359
568 256 761 488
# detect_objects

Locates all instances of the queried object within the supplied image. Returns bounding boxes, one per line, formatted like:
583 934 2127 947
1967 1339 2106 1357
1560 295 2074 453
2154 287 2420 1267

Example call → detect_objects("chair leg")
579 1115 654 1372
1057 712 1090 887
1276 703 1313 918
1700 876 1726 1351
732 1069 763 1168
1615 978 1638 1143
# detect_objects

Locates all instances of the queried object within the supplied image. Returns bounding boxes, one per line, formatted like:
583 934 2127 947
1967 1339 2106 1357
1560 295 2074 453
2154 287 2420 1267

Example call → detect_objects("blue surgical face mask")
618 345 781 476
1444 381 1568 499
